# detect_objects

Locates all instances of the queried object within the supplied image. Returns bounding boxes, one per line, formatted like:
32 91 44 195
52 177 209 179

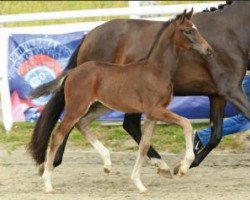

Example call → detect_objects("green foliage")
0 1 128 15
0 122 33 152
159 1 211 5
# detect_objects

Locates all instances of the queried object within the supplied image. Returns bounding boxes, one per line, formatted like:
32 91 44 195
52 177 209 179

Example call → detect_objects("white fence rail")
0 1 223 131
0 2 223 24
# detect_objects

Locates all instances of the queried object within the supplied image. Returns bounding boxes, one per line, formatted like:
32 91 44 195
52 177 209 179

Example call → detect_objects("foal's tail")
30 73 68 99
28 37 85 166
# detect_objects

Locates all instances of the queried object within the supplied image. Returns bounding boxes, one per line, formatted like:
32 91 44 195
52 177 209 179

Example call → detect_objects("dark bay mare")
30 11 212 192
29 0 250 174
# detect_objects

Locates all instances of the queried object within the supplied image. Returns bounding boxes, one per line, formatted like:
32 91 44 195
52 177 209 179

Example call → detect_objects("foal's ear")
186 8 194 20
179 9 187 24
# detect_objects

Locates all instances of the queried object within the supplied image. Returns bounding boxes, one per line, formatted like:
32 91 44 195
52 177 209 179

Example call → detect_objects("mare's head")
170 9 213 57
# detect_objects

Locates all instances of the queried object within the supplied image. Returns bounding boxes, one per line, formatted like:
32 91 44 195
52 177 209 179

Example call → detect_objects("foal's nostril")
207 47 213 56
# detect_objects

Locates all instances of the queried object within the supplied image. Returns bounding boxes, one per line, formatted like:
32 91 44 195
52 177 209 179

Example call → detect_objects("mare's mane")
140 0 234 62
202 0 233 12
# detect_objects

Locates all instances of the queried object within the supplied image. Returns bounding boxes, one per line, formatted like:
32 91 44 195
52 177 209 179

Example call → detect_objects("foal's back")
65 60 171 113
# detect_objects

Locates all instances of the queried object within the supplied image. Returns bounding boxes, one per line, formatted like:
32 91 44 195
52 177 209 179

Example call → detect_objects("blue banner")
8 31 239 122
8 32 84 121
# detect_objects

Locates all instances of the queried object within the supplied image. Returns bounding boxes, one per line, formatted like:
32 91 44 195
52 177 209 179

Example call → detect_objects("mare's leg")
191 96 225 168
131 118 155 193
148 108 194 176
123 113 171 177
226 89 250 119
75 104 111 173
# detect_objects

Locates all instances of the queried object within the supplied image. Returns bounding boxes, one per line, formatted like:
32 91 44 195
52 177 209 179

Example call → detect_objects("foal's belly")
97 95 143 113
97 83 145 113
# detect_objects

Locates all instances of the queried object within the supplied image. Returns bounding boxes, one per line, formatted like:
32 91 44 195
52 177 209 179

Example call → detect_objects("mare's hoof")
157 168 173 178
190 161 199 168
38 163 45 176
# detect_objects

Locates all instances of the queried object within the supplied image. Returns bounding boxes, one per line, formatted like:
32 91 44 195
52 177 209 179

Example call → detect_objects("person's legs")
194 73 250 152
196 113 250 147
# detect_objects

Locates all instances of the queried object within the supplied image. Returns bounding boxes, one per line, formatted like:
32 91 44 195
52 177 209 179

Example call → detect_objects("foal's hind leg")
148 108 194 176
42 102 91 193
42 115 78 193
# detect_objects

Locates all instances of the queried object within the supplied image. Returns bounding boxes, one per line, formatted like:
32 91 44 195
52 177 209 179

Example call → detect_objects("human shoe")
193 132 205 155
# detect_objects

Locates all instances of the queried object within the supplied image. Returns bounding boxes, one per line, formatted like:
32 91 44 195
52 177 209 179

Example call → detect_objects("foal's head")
170 9 213 57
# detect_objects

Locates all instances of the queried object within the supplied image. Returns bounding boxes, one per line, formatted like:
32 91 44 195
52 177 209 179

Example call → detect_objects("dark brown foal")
31 9 212 193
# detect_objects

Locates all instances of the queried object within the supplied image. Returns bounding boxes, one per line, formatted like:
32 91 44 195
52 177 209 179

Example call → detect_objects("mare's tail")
28 37 85 166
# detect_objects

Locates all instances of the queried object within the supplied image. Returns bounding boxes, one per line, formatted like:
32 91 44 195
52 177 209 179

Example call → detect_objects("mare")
30 10 212 193
29 1 250 174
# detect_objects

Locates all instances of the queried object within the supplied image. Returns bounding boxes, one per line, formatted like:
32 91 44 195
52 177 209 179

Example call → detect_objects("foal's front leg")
150 108 195 176
76 126 112 173
75 104 112 173
131 118 155 193
124 113 172 178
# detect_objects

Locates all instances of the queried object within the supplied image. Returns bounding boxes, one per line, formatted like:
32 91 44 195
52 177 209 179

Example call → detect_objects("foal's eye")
184 29 192 35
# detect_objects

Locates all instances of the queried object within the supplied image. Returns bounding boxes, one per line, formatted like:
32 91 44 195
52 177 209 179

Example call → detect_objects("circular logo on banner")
9 38 72 106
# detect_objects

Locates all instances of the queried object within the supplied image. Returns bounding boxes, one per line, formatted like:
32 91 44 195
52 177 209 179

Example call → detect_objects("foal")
31 10 212 193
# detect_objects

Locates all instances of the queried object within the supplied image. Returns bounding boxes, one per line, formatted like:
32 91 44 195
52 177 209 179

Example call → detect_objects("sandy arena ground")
0 148 249 200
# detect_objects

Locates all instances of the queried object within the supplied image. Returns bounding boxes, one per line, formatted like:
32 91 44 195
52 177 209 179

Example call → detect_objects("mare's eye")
184 29 192 35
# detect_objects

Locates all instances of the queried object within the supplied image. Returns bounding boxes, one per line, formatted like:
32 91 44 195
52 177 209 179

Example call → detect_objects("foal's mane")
202 0 233 12
140 15 182 61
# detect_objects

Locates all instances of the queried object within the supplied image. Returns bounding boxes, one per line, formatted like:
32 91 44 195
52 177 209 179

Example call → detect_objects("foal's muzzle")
193 44 213 58
206 47 213 57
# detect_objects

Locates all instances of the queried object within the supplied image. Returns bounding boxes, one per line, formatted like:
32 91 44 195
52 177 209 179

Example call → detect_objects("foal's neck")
147 26 179 77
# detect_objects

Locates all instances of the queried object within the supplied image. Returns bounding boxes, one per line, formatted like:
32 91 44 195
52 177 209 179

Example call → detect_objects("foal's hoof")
45 188 54 194
173 165 185 177
104 167 110 174
38 163 45 176
173 164 180 175
139 187 148 194
178 169 185 177
103 164 111 174
157 168 173 179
